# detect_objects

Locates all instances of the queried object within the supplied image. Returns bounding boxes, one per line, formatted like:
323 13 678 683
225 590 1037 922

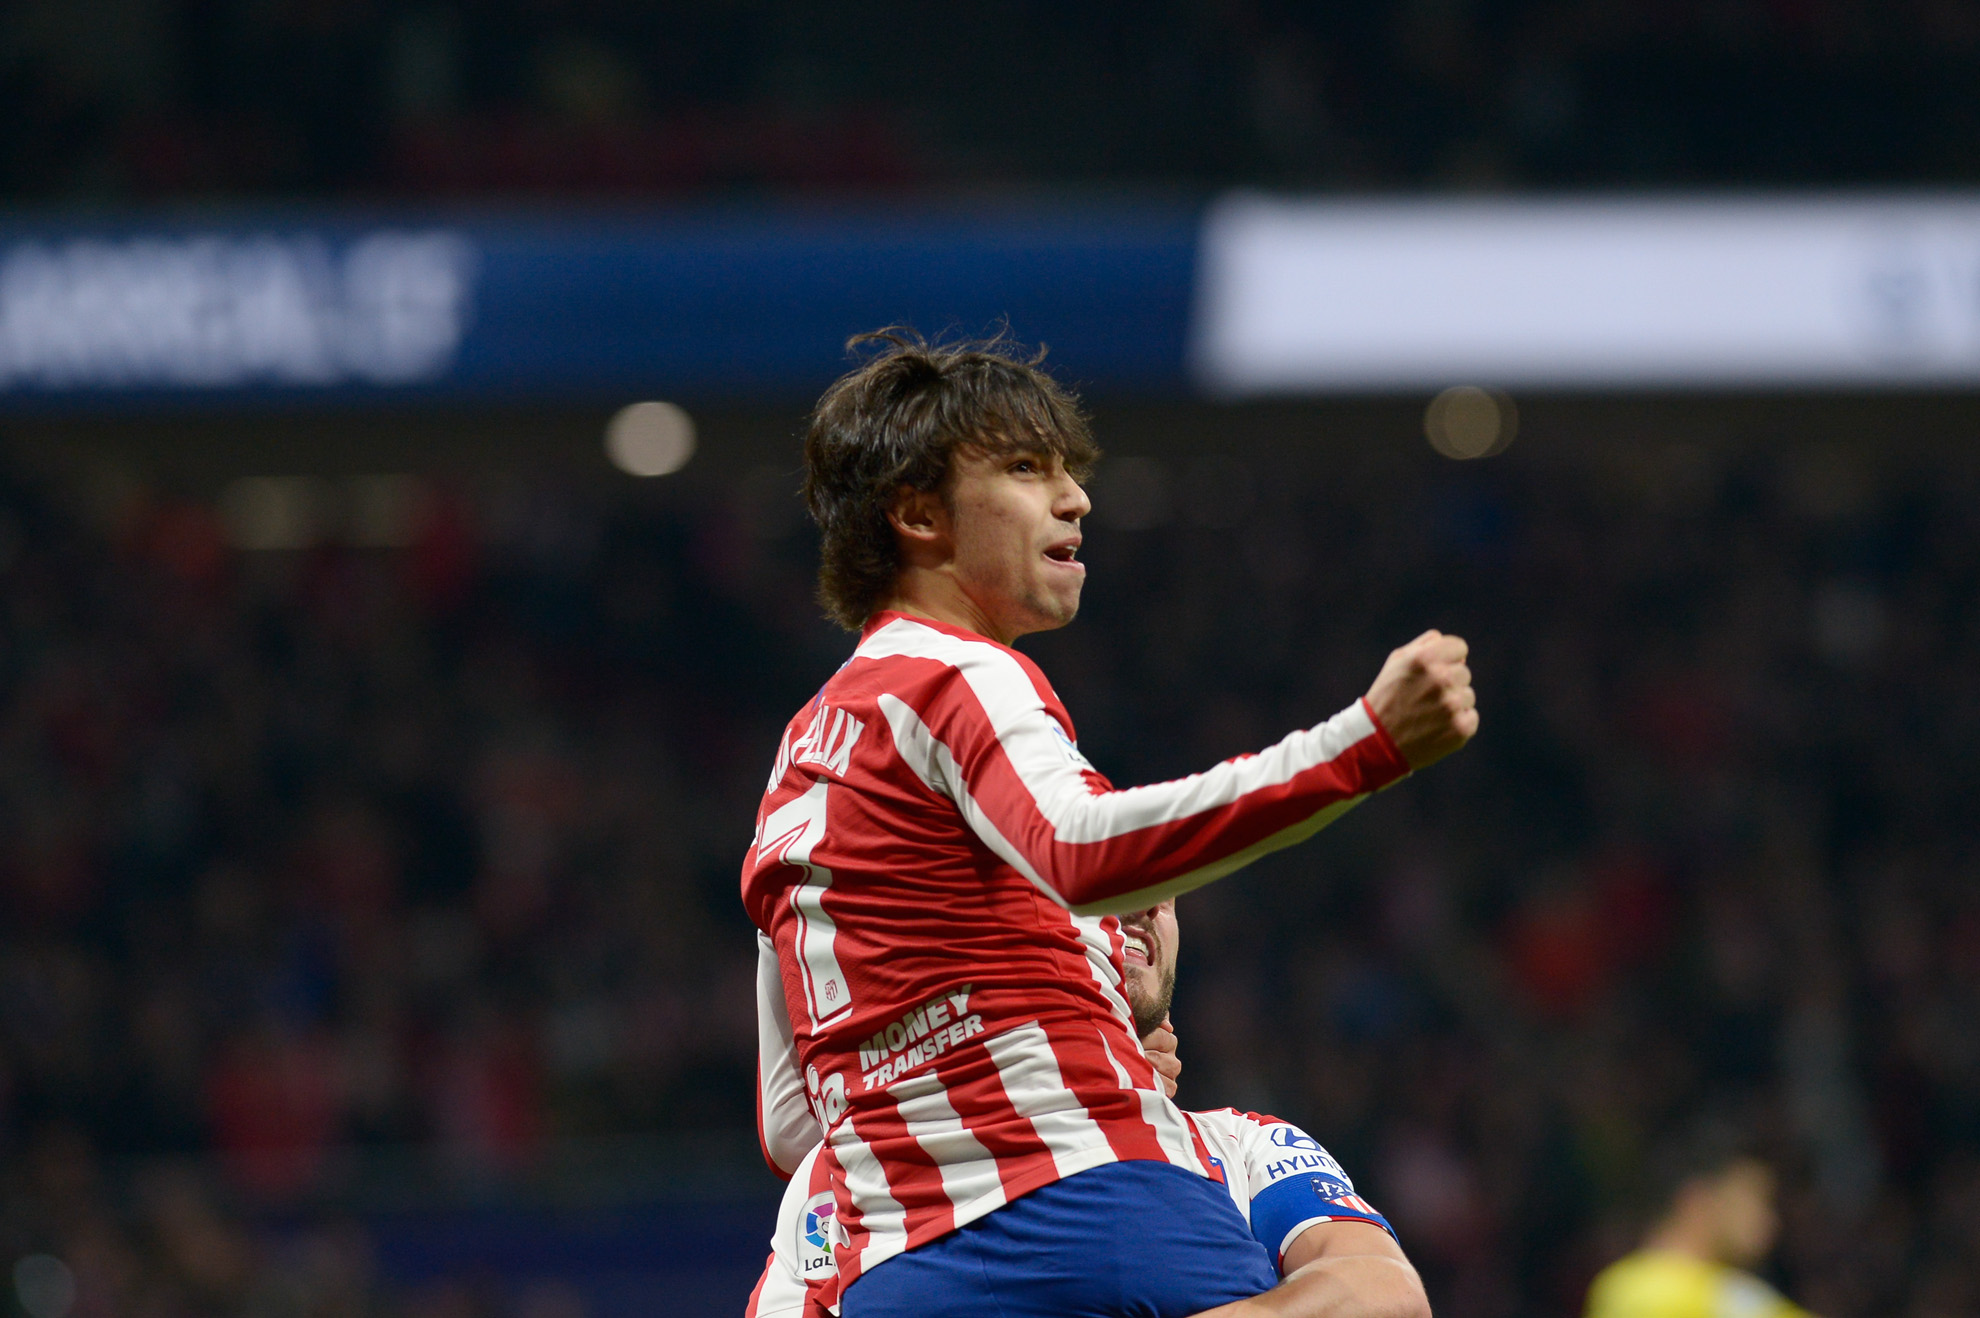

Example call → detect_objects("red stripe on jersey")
929 1041 1050 1206
823 1127 884 1289
856 1100 957 1246
1044 1018 1170 1165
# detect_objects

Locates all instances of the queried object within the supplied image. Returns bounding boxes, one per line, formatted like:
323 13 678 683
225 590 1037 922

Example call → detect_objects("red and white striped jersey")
741 611 1409 1289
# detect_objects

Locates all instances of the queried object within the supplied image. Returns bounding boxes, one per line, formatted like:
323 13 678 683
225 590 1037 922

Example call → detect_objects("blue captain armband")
1248 1172 1398 1268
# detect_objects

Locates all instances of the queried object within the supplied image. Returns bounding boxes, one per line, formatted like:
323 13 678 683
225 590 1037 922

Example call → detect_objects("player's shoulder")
774 614 1019 738
1185 1108 1309 1158
856 612 1038 675
1585 1250 1719 1318
1185 1106 1271 1138
1189 1106 1316 1145
851 613 1057 706
1195 1109 1356 1185
1718 1271 1803 1318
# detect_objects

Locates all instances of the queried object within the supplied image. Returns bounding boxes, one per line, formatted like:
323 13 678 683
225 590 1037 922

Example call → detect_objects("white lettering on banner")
858 986 984 1090
0 232 474 390
756 781 854 1026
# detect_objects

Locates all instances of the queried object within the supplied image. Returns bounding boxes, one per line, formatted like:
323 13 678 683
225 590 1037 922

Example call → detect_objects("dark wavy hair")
802 328 1099 631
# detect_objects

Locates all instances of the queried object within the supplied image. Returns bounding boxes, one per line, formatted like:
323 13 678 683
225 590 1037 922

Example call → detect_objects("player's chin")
1025 588 1082 631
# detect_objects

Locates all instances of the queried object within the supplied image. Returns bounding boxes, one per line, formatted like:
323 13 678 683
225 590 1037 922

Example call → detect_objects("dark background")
3 3 1979 1317
8 0 1980 199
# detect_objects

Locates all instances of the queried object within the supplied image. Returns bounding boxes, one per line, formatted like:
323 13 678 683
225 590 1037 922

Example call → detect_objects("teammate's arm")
1195 1107 1424 1318
1190 1222 1430 1318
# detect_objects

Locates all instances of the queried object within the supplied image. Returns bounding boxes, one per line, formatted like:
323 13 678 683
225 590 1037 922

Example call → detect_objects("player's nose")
1058 476 1091 521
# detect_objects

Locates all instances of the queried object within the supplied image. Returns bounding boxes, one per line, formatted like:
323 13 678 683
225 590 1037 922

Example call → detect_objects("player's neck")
880 568 1016 646
1642 1213 1719 1264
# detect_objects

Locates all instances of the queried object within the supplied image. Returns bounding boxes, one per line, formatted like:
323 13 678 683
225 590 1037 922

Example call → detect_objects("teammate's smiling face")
912 442 1090 644
1119 900 1178 1036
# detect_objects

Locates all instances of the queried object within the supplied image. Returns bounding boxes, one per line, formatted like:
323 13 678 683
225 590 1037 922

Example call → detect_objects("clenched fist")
1364 630 1478 770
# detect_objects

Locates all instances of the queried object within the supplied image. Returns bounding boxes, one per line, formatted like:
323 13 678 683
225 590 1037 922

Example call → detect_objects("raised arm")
868 624 1473 915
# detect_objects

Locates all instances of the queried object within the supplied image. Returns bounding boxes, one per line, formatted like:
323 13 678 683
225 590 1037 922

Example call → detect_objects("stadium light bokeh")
605 401 696 477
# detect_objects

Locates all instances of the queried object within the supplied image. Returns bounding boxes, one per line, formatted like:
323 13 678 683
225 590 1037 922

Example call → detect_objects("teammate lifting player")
743 330 1477 1317
748 897 1432 1318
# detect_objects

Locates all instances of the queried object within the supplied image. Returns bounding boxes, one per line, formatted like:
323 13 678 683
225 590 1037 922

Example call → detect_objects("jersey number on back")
757 781 854 1027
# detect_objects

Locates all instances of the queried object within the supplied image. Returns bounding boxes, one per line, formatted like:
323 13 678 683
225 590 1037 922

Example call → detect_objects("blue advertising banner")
0 207 1200 408
15 195 1978 408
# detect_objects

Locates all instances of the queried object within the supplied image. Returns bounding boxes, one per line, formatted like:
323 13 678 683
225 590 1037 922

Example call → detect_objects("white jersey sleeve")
756 932 822 1177
1186 1108 1396 1272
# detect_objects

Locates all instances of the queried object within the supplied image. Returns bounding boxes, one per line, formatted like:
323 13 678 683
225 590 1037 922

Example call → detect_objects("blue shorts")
840 1160 1280 1318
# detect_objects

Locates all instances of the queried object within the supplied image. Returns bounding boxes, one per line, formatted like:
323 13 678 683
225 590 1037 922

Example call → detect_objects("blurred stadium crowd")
0 422 1973 1316
6 0 1980 199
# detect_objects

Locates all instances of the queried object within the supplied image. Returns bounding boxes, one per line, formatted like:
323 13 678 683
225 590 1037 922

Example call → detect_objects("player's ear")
887 485 946 543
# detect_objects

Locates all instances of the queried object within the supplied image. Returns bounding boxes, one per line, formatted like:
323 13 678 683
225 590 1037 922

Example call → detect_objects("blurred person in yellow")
1585 1142 1814 1318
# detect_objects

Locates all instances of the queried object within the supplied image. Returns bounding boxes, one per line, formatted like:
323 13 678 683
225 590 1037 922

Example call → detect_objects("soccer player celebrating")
743 331 1476 1317
747 898 1431 1318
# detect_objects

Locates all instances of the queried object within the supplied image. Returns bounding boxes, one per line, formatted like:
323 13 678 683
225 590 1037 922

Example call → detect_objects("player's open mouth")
1122 933 1151 966
1044 540 1083 570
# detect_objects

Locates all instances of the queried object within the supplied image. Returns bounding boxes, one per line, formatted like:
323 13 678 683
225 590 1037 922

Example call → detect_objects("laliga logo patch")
1048 720 1091 768
799 1187 839 1250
